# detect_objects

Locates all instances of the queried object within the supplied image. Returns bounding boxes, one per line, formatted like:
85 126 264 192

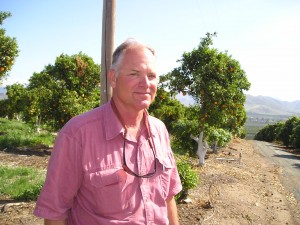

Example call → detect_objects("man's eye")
148 74 157 79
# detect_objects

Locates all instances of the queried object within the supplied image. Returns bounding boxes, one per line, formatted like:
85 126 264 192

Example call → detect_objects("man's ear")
109 69 117 88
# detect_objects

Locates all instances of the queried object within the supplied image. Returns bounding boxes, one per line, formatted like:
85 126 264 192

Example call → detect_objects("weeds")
175 154 200 201
0 118 55 149
0 166 45 201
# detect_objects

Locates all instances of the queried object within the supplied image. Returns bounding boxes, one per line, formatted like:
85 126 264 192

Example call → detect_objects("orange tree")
161 33 250 165
277 116 300 147
148 86 186 132
22 86 53 131
4 83 27 120
26 53 100 131
0 11 19 84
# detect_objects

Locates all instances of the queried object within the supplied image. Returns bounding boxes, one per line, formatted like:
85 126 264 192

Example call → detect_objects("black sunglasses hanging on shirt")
111 99 157 178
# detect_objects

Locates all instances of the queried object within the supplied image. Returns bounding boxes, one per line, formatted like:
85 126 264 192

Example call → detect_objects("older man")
34 39 182 225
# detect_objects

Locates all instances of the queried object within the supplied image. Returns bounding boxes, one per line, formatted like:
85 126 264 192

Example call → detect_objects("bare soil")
0 138 300 225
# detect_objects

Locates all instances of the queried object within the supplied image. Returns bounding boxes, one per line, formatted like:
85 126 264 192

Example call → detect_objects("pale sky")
1 0 300 102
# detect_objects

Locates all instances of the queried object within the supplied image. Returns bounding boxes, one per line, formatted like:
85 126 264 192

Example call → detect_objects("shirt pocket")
156 153 174 199
89 168 129 215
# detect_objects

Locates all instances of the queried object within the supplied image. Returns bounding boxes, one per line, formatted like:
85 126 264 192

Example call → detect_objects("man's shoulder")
61 104 107 134
148 115 167 130
73 106 103 124
149 115 163 124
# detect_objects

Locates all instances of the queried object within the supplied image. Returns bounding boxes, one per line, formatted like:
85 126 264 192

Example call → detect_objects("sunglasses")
110 99 156 178
122 136 157 178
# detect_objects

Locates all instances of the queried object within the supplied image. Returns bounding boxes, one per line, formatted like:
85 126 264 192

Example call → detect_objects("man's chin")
135 100 151 110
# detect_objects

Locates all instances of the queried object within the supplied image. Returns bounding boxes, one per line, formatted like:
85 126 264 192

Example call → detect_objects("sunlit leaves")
0 11 19 84
1 53 100 131
148 87 186 132
26 53 101 130
5 83 27 120
161 32 251 137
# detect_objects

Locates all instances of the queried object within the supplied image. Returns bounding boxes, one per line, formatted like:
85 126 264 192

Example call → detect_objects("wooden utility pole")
100 0 116 105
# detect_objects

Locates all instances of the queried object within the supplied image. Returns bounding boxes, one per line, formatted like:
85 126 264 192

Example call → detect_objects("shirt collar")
104 100 155 141
104 100 125 140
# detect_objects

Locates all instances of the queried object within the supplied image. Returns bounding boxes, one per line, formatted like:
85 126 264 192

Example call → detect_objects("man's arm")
166 196 180 225
44 219 67 225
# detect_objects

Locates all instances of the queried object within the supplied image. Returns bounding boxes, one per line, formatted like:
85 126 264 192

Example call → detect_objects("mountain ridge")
245 95 300 116
177 93 300 116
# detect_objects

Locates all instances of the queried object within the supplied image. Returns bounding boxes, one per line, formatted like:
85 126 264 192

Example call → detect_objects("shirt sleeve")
34 131 83 220
160 123 182 199
166 150 182 199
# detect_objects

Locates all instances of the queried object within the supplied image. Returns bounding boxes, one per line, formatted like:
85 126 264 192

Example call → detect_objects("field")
244 113 290 140
244 121 266 140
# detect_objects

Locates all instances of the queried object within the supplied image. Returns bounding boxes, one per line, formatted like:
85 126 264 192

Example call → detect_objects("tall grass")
0 118 51 201
0 166 45 201
0 118 55 149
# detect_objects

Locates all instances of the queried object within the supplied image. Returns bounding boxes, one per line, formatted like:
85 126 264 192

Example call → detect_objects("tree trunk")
191 131 208 166
16 114 21 121
36 115 41 133
213 140 218 154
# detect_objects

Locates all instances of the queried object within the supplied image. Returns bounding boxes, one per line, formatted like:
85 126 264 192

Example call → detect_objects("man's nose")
139 74 150 86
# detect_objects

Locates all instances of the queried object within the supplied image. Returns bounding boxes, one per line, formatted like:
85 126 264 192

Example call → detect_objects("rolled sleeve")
166 151 182 199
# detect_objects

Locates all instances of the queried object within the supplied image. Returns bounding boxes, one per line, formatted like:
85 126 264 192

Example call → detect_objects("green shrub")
170 119 199 156
277 117 300 147
254 121 283 142
291 123 300 149
175 155 199 201
206 127 232 147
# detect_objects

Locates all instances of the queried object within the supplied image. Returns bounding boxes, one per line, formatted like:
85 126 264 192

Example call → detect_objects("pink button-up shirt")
34 101 182 225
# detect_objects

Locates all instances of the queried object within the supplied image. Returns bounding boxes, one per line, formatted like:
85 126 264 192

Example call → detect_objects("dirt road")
253 140 300 201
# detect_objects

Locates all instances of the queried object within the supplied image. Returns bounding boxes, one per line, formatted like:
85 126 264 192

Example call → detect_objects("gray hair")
111 38 155 74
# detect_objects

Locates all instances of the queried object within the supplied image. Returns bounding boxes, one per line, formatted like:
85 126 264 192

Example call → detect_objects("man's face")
110 46 158 112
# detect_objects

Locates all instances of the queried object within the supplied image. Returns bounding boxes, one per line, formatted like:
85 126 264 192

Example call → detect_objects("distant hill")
0 87 7 100
243 95 300 139
0 87 6 93
245 95 300 116
177 93 300 116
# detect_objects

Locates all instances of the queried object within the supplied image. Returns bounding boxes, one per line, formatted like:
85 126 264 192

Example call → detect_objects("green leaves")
26 53 100 130
205 127 232 147
175 155 199 201
0 165 45 201
1 52 101 131
148 87 185 132
0 11 19 84
255 116 300 149
164 33 250 137
5 83 28 120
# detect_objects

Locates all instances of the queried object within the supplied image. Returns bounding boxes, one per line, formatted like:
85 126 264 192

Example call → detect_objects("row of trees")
1 15 251 165
255 116 300 149
0 53 100 131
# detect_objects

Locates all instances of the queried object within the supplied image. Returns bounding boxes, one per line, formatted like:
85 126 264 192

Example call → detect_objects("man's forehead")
123 48 156 64
124 46 155 57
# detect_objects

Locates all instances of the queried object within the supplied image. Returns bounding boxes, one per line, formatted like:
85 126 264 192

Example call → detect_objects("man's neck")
110 98 144 129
